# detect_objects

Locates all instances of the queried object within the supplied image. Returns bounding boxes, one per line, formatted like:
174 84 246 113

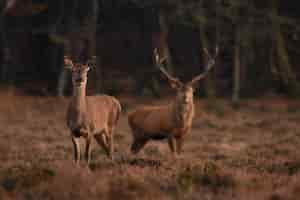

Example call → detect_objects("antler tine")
157 67 179 83
189 61 215 84
215 46 219 55
153 48 182 87
188 46 219 85
87 56 97 69
154 48 167 64
203 48 211 59
64 56 74 69
206 59 216 71
214 46 219 61
203 46 219 60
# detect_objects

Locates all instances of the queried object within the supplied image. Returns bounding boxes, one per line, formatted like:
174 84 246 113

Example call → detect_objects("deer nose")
76 78 83 82
183 96 189 103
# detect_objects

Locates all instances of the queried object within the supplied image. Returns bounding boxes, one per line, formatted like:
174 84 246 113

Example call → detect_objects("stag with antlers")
128 47 219 157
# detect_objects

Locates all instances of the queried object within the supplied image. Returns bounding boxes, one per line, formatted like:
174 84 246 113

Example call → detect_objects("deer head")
64 56 90 87
154 47 218 104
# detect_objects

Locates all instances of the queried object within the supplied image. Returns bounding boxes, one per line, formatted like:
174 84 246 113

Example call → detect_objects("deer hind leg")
72 136 81 165
131 136 148 155
94 131 109 157
168 136 177 157
107 127 114 160
85 136 92 165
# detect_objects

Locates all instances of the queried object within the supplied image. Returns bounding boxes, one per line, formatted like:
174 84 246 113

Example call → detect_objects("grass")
1 163 55 192
176 161 235 194
0 92 300 199
287 104 300 113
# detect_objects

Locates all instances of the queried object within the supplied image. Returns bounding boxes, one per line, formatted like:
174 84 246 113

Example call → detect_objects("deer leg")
94 132 109 156
131 138 147 155
72 136 81 165
107 128 114 160
176 138 184 155
85 136 92 165
168 136 177 157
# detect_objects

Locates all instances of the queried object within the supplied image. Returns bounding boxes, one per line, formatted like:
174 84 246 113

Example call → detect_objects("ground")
0 88 300 200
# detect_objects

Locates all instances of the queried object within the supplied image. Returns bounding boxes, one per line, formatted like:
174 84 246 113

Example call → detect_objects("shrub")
177 161 236 194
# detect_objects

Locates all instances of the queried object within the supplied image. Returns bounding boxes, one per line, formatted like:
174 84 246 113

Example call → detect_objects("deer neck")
172 99 194 128
72 84 87 111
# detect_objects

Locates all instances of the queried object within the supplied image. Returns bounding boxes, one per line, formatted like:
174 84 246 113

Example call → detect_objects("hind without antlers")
128 47 218 157
66 58 121 165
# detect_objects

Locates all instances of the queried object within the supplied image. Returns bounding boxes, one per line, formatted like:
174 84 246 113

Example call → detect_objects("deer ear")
83 66 90 72
189 81 200 89
170 82 178 89
169 80 182 89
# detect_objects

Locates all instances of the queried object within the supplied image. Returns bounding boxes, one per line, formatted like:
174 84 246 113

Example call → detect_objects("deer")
128 47 218 157
65 57 121 165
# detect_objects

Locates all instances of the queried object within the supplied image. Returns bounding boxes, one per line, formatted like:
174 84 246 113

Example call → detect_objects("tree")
269 0 300 97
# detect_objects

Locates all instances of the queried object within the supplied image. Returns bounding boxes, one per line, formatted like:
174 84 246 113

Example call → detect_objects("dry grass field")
1 88 300 200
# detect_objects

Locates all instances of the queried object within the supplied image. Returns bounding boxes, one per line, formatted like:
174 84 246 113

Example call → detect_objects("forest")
1 1 300 200
0 0 299 99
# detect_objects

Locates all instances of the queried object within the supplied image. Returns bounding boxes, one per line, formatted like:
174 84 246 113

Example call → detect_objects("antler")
157 67 182 85
188 46 219 85
64 56 73 69
87 56 97 68
153 48 167 65
153 48 182 88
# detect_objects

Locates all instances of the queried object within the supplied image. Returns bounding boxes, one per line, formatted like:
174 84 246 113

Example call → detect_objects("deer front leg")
85 136 92 165
168 135 177 157
72 136 81 165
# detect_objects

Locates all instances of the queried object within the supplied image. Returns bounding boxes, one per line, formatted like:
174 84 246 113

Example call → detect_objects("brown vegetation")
0 89 300 199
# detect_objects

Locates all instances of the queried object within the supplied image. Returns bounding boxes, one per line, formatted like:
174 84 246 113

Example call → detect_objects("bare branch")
3 0 48 16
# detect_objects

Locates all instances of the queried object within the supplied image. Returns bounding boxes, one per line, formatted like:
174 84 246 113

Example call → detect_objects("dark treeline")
0 0 299 99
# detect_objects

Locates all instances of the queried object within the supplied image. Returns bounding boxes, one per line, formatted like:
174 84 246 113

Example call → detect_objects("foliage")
0 0 300 97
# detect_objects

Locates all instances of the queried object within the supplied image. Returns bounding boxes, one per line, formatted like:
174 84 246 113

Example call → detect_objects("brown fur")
66 62 121 164
128 85 195 156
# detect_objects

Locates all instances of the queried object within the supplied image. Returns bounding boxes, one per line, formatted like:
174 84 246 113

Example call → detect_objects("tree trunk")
0 31 19 84
274 30 300 96
232 29 241 104
95 53 103 94
270 0 300 97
